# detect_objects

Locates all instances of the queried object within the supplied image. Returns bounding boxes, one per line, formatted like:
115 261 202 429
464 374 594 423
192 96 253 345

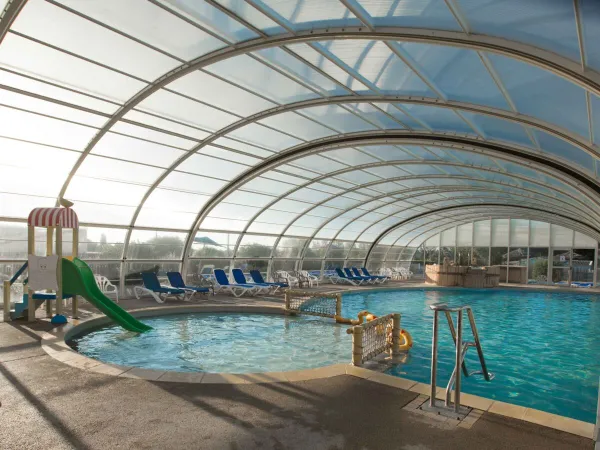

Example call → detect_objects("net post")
335 293 341 317
392 313 401 356
3 280 10 322
352 325 364 366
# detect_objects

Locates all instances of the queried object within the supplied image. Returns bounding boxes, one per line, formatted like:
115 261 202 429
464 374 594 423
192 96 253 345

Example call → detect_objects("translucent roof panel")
1 0 600 271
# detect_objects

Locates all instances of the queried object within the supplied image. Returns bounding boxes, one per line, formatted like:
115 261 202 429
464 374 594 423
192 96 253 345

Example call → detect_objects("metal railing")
427 303 494 418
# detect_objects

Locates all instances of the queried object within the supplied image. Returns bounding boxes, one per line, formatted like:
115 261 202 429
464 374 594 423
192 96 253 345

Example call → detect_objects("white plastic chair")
300 270 319 287
94 275 119 303
275 270 299 288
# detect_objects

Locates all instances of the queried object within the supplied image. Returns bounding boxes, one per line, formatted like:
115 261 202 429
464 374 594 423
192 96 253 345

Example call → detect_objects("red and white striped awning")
27 208 79 229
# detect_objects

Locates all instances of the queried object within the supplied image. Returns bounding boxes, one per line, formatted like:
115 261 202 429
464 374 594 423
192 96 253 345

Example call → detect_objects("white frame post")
45 226 54 318
56 225 63 316
27 225 35 322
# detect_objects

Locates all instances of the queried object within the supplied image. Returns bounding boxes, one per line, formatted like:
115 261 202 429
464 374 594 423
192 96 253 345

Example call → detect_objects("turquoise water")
341 288 600 423
71 288 600 423
70 313 351 373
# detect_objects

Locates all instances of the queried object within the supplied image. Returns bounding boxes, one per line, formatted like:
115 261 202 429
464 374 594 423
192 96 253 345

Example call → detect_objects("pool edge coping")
40 303 595 441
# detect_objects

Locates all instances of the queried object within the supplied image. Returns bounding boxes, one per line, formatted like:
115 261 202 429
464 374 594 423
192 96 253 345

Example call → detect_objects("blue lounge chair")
134 272 188 303
249 270 288 293
213 269 258 297
361 267 389 282
167 272 213 297
351 267 380 284
334 268 363 285
231 269 271 295
354 267 386 284
344 267 373 284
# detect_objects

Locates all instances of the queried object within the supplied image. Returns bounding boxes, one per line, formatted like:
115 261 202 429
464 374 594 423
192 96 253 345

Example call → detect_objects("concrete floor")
0 286 596 449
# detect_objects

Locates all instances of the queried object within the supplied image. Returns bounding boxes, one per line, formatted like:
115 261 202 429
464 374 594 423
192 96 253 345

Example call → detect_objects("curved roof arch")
1 0 600 274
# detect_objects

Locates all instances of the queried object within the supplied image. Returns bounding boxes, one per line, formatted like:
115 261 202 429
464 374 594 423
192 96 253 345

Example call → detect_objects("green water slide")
62 258 152 332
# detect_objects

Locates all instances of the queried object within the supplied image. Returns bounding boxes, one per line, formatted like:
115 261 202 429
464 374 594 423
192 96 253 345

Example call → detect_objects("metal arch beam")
377 212 600 267
197 141 600 241
370 211 599 269
267 185 585 265
126 95 600 236
364 204 600 263
399 210 600 248
55 26 600 207
386 209 600 263
0 0 27 44
236 157 597 241
309 198 588 265
180 132 600 274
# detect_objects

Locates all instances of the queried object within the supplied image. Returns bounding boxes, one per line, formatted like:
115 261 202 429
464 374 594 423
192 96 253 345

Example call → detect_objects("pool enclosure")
1 0 600 295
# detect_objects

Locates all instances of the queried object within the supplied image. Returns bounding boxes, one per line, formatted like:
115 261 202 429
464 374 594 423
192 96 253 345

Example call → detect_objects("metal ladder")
424 303 494 419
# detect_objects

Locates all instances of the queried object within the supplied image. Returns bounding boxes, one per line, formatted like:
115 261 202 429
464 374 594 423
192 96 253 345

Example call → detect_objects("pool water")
70 288 600 423
340 288 600 423
70 313 351 373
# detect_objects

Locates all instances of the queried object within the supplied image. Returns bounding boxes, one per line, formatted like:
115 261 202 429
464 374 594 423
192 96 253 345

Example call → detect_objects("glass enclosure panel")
186 259 230 283
490 247 508 265
441 246 455 263
233 258 269 275
86 261 121 288
271 260 298 278
530 221 550 247
551 225 574 247
324 259 345 270
551 268 569 284
425 246 439 265
440 228 456 246
190 232 239 258
552 249 570 267
236 235 277 258
472 247 490 266
473 220 491 246
528 248 549 284
124 262 181 293
491 219 509 246
301 260 323 271
274 238 308 258
572 248 594 283
508 247 527 266
326 241 353 259
0 222 28 260
305 240 331 258
127 230 186 260
456 247 471 266
79 227 127 260
0 262 29 306
457 223 473 246
510 219 529 246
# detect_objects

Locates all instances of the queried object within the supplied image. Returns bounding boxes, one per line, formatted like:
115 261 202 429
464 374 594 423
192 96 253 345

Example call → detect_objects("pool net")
284 290 341 318
351 314 395 365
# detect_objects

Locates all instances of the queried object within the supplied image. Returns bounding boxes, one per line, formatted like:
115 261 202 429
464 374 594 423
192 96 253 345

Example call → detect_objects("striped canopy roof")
27 208 79 229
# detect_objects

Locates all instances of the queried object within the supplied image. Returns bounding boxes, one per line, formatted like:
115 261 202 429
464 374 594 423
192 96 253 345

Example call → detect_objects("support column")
3 280 10 322
56 225 63 316
46 227 54 318
72 227 79 319
27 225 35 322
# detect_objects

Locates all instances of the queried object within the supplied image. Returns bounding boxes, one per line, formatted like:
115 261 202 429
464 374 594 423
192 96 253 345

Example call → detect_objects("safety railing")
3 261 28 322
426 303 493 418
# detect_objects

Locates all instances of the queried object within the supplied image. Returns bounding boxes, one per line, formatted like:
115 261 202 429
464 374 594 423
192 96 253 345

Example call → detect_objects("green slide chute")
62 258 152 333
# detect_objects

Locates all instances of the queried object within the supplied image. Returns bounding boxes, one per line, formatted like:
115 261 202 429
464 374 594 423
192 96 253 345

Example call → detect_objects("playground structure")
284 290 412 366
3 204 151 332
3 205 79 323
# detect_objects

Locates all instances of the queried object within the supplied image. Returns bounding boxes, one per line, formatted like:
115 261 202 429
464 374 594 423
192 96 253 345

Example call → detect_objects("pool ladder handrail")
429 303 494 415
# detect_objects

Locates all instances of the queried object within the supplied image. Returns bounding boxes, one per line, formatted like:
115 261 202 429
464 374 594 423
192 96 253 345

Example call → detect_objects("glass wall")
399 218 597 286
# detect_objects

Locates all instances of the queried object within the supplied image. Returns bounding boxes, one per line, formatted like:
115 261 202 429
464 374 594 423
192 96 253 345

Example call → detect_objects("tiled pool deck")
0 281 597 449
